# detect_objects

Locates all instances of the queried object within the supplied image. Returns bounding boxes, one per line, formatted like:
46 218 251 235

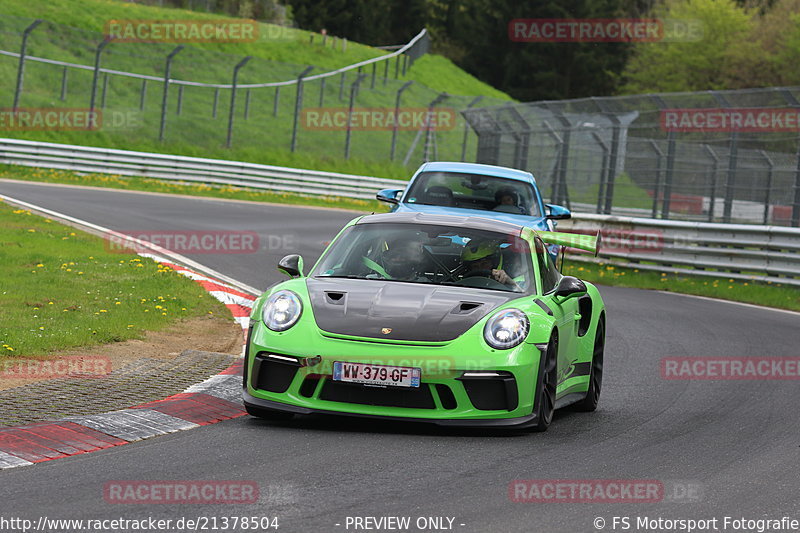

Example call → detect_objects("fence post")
212 88 220 118
344 73 367 159
318 77 326 107
591 132 610 214
177 85 184 115
649 140 664 219
60 67 69 102
139 79 147 110
422 92 449 163
402 54 408 76
290 66 314 152
548 106 573 207
226 55 252 148
101 73 109 108
273 86 280 117
13 19 43 108
711 92 738 223
244 89 251 120
89 37 112 114
390 81 413 160
339 72 346 101
794 152 800 227
395 54 401 79
383 59 389 86
159 45 184 143
371 62 376 89
758 150 773 225
543 121 564 205
704 145 719 222
460 96 484 162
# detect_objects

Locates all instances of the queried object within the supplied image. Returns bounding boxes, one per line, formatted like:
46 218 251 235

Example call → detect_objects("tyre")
531 331 558 432
573 316 605 412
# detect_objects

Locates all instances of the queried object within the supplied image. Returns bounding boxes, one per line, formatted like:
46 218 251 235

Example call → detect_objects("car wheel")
245 403 295 421
531 331 557 432
573 316 604 412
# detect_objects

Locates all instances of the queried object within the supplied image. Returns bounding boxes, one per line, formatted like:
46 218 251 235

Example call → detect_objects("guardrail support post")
290 66 314 152
159 45 184 143
460 96 483 161
13 19 43 108
712 92 738 223
390 81 413 160
89 37 112 114
345 73 367 159
60 66 69 102
226 55 253 148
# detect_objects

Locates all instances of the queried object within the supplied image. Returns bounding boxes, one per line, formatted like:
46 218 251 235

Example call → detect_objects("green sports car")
243 213 605 431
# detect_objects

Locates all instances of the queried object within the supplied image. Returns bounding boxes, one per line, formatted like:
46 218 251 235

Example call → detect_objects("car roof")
416 161 535 183
355 212 526 235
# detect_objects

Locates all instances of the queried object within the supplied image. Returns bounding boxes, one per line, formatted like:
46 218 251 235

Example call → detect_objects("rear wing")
535 230 601 257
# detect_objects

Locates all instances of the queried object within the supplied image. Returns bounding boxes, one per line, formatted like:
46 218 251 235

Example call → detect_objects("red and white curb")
0 196 260 470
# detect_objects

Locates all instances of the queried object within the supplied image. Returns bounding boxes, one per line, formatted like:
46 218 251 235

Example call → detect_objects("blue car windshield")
313 223 535 294
403 171 541 217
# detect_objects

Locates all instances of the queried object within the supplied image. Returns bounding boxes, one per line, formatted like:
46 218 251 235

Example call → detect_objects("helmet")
383 238 424 279
461 239 501 267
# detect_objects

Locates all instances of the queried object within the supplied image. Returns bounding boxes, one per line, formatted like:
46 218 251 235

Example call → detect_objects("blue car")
376 162 571 259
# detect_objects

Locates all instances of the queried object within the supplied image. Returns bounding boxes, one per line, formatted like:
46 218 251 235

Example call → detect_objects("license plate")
333 362 420 388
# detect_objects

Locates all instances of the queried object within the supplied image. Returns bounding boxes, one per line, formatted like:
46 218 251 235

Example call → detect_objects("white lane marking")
656 291 800 316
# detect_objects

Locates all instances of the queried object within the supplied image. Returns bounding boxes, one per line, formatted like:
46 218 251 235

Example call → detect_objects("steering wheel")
456 270 508 289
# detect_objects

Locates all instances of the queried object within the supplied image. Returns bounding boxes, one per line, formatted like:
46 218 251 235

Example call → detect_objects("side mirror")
376 188 403 205
553 276 586 302
545 203 571 220
278 254 304 278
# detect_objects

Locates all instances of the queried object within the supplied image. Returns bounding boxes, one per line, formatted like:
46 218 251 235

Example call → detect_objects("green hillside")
0 0 511 178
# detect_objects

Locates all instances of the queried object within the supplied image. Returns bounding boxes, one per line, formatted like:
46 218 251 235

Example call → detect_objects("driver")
380 237 429 281
460 239 520 289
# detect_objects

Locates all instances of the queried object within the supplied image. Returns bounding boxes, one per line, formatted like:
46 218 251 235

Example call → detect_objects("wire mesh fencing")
464 89 800 226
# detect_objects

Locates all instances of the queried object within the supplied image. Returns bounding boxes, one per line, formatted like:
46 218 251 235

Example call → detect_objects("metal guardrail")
561 214 800 287
0 138 403 200
1 137 797 286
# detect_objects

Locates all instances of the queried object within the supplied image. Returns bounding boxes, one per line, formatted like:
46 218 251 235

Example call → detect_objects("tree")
620 0 757 93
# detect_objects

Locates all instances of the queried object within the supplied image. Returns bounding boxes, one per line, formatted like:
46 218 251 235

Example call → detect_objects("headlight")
262 290 302 331
484 309 529 349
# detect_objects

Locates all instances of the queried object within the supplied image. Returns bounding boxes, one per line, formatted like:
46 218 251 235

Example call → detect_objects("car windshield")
312 223 534 293
403 171 541 217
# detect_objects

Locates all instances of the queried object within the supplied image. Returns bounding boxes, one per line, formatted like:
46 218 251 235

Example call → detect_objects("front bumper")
243 391 541 429
243 332 545 425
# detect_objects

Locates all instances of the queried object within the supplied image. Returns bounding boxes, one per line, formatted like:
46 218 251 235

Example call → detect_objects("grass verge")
563 260 800 312
0 201 230 357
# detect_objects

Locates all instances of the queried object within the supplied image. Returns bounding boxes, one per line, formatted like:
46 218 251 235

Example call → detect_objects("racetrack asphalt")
1 180 798 532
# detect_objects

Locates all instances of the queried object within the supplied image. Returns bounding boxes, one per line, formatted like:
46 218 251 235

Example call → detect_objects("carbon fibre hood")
306 278 518 342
